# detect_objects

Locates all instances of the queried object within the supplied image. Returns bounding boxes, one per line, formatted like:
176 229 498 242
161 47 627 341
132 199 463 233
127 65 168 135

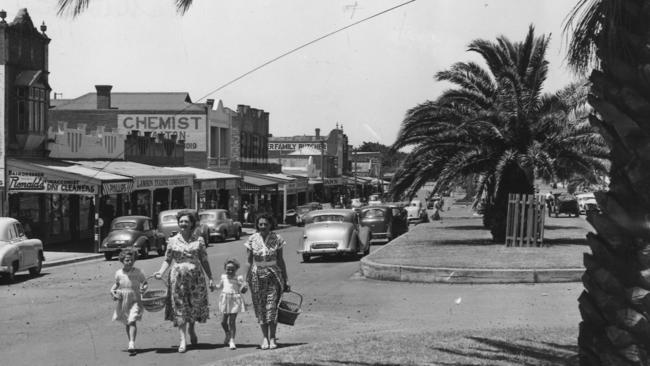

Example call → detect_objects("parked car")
552 193 580 217
406 199 428 225
298 209 371 262
199 209 242 243
576 192 599 214
368 194 382 206
0 217 44 282
157 209 198 238
100 216 165 261
295 202 323 226
360 206 393 243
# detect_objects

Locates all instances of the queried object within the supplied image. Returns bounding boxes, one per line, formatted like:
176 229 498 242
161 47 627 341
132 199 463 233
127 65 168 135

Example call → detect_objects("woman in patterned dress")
245 213 290 350
154 210 215 353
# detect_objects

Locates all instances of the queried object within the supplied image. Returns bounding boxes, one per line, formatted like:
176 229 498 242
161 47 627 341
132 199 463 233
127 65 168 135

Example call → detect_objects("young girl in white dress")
110 249 148 354
215 258 247 350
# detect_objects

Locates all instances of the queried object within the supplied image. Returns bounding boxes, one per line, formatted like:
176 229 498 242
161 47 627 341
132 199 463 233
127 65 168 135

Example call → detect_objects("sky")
5 0 581 147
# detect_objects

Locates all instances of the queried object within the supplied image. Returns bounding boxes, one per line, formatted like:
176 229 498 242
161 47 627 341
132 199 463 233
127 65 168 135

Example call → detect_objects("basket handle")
146 274 168 287
282 290 303 307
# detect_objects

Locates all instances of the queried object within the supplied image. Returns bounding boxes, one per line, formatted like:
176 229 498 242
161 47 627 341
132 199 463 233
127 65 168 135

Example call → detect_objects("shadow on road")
431 336 578 366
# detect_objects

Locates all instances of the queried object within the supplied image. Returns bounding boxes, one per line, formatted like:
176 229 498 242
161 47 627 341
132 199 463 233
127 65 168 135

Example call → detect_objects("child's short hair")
224 258 240 270
119 248 137 263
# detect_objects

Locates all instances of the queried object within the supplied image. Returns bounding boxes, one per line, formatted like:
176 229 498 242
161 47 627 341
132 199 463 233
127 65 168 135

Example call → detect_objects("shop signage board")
268 142 324 152
8 168 98 195
117 114 207 152
323 177 342 186
133 176 193 190
102 181 134 195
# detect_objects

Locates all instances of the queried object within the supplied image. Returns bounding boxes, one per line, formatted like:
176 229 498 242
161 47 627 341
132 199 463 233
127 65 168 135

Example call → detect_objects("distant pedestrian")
215 258 248 350
431 199 443 221
110 248 148 354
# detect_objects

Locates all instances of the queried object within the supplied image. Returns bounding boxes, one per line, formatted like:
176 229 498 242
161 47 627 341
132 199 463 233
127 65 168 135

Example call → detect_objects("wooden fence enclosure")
505 193 546 247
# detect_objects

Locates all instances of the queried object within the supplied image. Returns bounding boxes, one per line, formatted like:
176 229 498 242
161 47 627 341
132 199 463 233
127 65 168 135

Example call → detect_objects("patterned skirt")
247 265 284 324
164 261 210 326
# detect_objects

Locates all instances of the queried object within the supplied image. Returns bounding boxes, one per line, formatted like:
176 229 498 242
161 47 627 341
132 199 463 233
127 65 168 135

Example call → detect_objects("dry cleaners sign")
117 114 207 152
8 169 98 195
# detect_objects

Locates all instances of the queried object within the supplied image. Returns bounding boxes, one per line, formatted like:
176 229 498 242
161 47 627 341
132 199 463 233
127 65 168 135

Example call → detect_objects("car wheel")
104 252 113 261
157 243 166 256
555 211 559 218
301 253 310 263
140 244 149 259
221 230 227 243
29 256 42 276
235 228 241 240
5 261 17 282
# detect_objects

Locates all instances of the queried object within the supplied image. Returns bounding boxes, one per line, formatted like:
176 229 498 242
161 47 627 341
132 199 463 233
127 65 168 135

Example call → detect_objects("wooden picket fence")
505 193 546 247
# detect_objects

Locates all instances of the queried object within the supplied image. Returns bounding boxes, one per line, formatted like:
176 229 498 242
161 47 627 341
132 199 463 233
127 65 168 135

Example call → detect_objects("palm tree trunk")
577 24 650 365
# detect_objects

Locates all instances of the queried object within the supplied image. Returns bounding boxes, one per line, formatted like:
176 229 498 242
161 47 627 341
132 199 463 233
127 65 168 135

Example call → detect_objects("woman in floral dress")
244 213 290 350
154 210 215 353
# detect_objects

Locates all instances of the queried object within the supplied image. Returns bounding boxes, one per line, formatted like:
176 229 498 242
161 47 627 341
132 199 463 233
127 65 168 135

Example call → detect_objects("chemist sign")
8 168 98 195
117 114 207 152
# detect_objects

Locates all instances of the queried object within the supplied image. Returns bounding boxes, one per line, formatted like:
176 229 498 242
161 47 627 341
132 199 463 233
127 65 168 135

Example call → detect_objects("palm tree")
57 0 194 16
389 26 608 242
565 1 650 364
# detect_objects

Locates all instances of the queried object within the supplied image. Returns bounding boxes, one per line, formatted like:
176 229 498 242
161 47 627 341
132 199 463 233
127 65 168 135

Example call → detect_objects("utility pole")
354 148 358 198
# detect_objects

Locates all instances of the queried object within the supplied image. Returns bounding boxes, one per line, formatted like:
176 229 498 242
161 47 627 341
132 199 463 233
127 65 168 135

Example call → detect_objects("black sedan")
360 205 407 243
100 216 165 260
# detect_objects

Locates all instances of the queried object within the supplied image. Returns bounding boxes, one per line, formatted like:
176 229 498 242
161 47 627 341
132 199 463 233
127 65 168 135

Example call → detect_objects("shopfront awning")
66 160 193 191
7 158 131 195
165 167 240 191
241 175 278 193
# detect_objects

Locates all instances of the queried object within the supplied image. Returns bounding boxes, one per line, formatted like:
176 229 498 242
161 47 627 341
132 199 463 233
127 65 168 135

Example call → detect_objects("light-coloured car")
101 216 165 260
576 192 599 214
406 199 428 224
199 209 242 243
0 217 44 282
298 209 371 262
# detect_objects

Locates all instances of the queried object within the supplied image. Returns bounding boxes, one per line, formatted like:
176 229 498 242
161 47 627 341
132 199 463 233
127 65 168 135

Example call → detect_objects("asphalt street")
1 226 582 365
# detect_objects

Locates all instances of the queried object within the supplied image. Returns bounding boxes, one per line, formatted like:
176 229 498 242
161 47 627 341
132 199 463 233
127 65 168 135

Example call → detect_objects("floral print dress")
244 231 286 324
164 233 210 326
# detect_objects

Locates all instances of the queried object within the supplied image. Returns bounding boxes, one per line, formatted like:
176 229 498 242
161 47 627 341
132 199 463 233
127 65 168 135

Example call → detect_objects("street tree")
57 0 194 16
389 26 608 242
565 0 650 364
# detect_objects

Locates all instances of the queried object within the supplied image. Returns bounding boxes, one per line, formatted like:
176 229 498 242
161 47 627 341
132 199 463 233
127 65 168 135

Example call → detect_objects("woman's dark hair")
224 258 241 270
119 248 137 263
176 209 197 230
255 213 275 231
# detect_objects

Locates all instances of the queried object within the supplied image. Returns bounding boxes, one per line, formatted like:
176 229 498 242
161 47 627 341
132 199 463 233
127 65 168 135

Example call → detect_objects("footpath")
361 202 589 283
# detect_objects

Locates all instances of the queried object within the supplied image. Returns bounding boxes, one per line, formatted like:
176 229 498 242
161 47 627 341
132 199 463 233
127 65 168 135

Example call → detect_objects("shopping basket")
277 290 302 326
141 275 168 312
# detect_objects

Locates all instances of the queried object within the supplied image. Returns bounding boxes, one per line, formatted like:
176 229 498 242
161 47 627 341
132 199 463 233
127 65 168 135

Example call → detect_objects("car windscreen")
312 215 347 223
199 213 216 222
161 215 177 223
298 207 312 214
362 209 384 218
112 221 137 230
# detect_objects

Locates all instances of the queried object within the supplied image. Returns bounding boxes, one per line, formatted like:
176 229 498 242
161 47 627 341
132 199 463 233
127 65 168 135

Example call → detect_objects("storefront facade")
166 166 240 214
7 158 131 251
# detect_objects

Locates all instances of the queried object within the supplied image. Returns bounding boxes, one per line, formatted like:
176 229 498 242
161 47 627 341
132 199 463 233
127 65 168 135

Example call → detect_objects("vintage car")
298 209 371 262
295 202 323 226
0 217 44 282
406 199 429 225
368 194 383 206
157 209 198 238
100 216 165 260
576 192 599 214
552 193 580 217
360 206 393 243
198 209 242 243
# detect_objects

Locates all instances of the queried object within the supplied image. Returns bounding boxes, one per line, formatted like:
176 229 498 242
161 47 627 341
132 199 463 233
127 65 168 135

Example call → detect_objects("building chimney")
206 99 215 108
95 85 112 109
315 128 320 138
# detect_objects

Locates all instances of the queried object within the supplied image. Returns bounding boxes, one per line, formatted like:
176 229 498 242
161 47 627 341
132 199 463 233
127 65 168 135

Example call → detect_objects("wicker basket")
277 290 302 326
142 276 168 312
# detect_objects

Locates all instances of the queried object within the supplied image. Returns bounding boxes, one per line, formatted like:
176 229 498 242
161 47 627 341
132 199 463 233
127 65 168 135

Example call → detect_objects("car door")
16 223 36 268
